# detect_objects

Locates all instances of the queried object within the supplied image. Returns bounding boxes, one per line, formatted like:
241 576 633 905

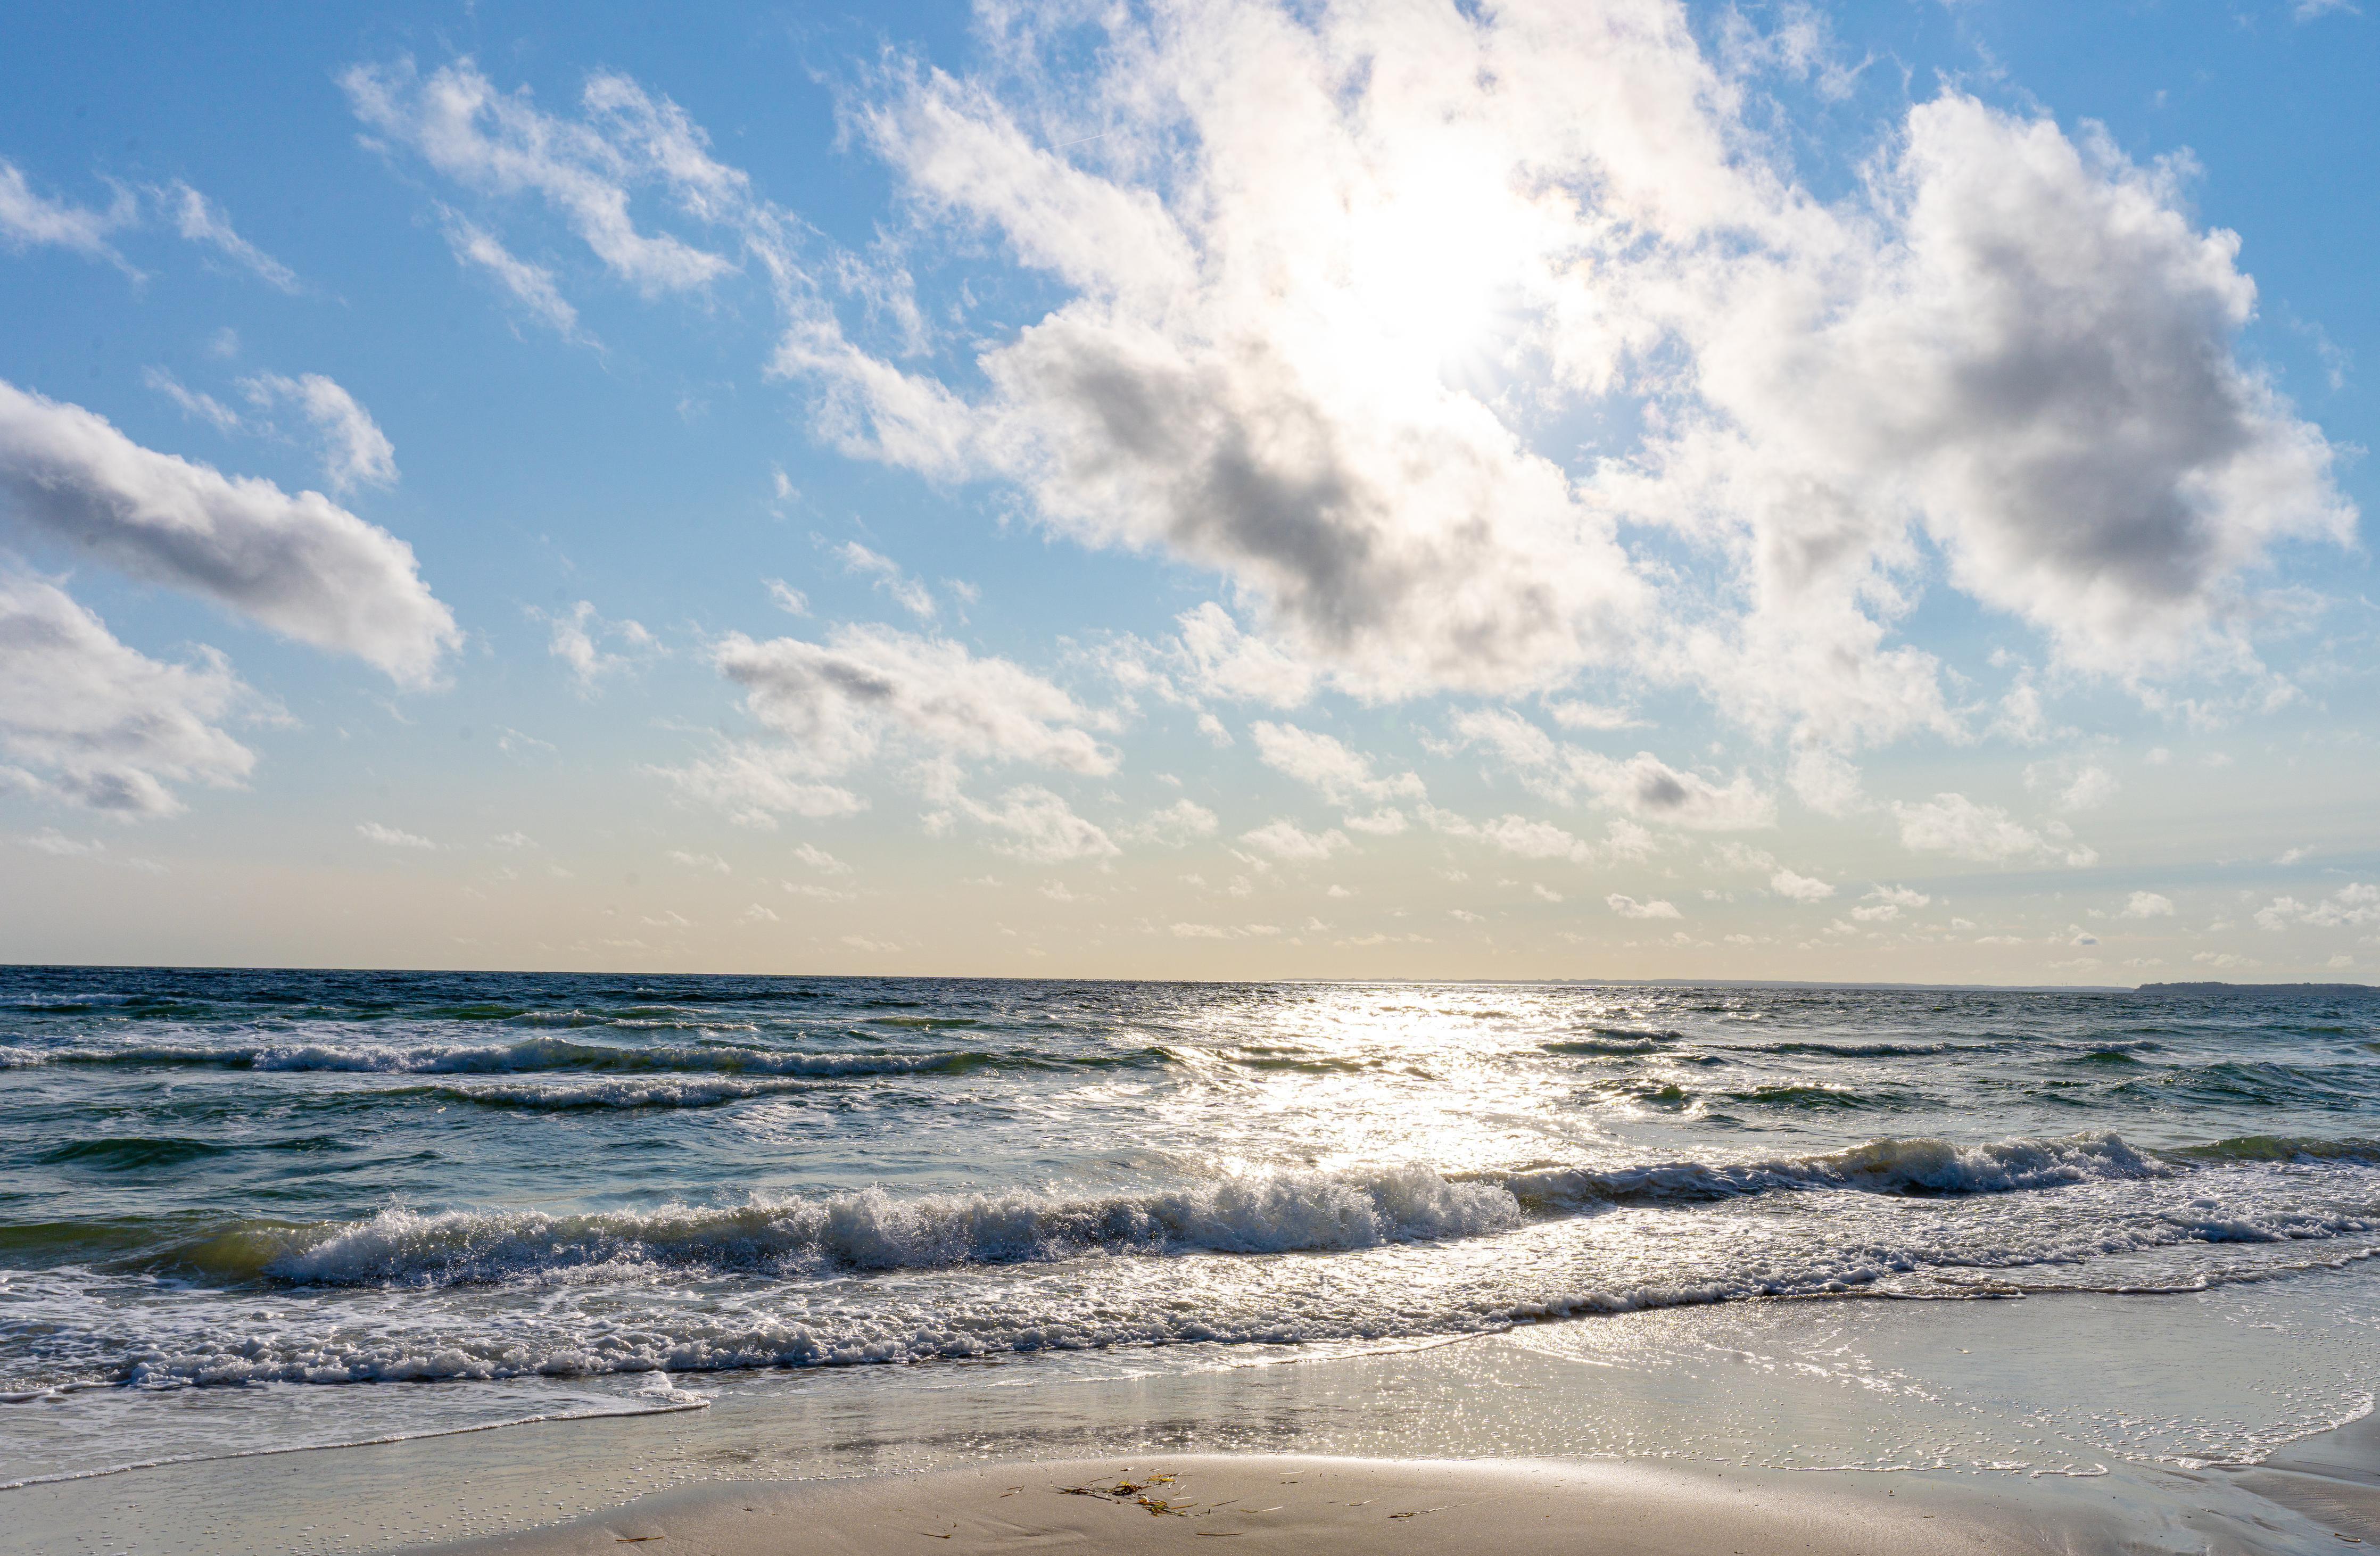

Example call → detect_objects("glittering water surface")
3 967 2376 1484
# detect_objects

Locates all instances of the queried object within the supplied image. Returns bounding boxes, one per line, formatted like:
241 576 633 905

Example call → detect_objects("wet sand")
417 1454 2133 1556
11 1286 2380 1555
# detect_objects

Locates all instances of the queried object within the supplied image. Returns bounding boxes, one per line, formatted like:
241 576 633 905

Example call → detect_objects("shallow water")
3 968 2377 1487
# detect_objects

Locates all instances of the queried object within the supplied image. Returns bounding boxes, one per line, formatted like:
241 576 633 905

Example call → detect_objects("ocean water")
4 967 2378 1494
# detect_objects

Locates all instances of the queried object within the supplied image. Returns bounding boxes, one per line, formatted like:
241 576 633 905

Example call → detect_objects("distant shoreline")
2 962 2371 995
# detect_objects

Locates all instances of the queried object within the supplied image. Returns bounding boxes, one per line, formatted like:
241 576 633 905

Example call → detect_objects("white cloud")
700 624 1112 782
2257 883 2379 931
143 368 244 434
535 599 655 691
660 747 866 829
1476 815 1592 863
21 828 104 856
834 541 936 620
0 571 254 815
1547 699 1639 731
335 27 2356 802
1786 747 1867 817
667 849 732 874
943 783 1119 863
1127 797 1219 847
1606 893 1682 920
1172 920 1284 939
1451 708 1774 830
343 59 747 296
165 181 298 291
357 821 434 849
741 901 780 923
0 158 135 269
791 841 850 875
1342 807 1408 836
438 207 584 339
1769 869 1834 902
747 12 2350 743
2026 758 2120 813
2121 891 2176 919
1171 602 1317 708
1239 817 1349 862
0 379 458 685
791 21 1668 702
1893 792 2092 866
764 578 808 615
2057 765 2120 812
1868 883 1930 909
1249 721 1424 807
240 373 398 493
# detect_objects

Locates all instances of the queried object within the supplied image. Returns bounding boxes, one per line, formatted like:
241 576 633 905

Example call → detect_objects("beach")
11 1270 2380 1553
6 971 2379 1554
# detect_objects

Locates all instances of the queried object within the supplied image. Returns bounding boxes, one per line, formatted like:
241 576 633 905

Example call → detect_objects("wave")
422 1076 824 1111
1497 1133 2172 1207
36 1136 230 1170
0 1036 1006 1080
52 1132 2192 1290
1747 1040 1969 1058
2169 1134 2380 1165
163 1167 1526 1286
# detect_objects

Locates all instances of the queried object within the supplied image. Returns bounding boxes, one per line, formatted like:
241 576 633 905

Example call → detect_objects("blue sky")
0 0 2373 981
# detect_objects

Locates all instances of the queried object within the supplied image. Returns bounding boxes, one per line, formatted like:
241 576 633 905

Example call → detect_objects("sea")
5 966 2380 1508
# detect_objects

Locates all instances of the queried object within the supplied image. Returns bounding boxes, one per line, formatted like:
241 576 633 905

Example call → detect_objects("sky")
0 0 2374 983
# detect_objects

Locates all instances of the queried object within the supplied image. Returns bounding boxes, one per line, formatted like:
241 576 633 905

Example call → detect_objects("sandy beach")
412 1454 2150 1556
12 1277 2380 1555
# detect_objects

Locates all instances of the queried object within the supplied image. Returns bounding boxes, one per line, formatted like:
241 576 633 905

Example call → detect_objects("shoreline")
12 1275 2380 1555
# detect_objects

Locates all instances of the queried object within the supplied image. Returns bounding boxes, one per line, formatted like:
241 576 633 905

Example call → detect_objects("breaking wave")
85 1132 2191 1289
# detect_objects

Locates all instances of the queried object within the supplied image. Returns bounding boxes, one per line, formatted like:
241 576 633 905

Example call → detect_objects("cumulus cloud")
1238 817 1348 862
2255 883 2378 931
663 626 1111 829
0 569 255 814
1171 602 1317 708
791 841 850 874
1770 869 1833 901
0 379 458 684
1892 792 2094 866
661 747 864 829
357 821 434 849
1127 797 1219 847
1606 893 1682 920
535 599 655 691
1450 708 1774 829
336 20 2354 832
2121 891 2175 918
937 783 1119 862
766 8 2350 736
2027 759 2120 813
709 625 1111 777
240 373 398 493
1249 721 1423 807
